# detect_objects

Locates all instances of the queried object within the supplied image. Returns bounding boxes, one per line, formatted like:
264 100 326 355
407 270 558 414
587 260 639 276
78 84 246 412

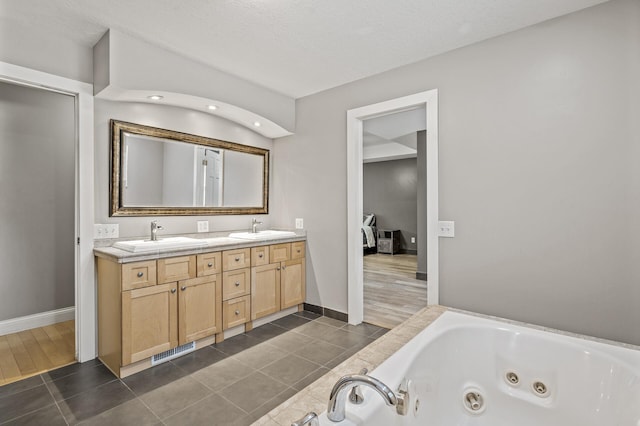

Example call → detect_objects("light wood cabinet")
121 260 157 291
178 275 222 345
97 237 305 378
222 248 251 271
251 263 281 320
270 243 291 263
251 246 269 266
122 283 177 365
158 255 195 283
252 242 306 320
222 269 250 301
196 252 222 276
223 295 251 329
281 257 306 309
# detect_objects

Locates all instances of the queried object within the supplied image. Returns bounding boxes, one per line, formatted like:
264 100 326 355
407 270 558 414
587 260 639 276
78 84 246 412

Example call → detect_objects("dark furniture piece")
377 229 400 255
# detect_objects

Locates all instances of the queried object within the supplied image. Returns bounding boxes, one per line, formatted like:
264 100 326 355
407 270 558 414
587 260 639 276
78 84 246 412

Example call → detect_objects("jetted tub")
318 311 640 425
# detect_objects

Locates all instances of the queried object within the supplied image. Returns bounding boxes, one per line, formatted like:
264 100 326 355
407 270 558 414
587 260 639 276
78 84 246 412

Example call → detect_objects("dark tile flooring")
0 311 387 425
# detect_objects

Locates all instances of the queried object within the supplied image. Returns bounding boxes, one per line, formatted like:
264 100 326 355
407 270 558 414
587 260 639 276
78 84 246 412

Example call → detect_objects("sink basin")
228 230 297 240
113 237 208 253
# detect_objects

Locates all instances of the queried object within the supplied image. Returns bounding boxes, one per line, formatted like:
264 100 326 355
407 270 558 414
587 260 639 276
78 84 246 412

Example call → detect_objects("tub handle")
349 368 369 404
396 379 410 416
291 411 319 426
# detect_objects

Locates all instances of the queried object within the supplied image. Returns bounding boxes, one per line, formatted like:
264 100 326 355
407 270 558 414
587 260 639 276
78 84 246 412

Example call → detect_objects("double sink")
112 230 297 253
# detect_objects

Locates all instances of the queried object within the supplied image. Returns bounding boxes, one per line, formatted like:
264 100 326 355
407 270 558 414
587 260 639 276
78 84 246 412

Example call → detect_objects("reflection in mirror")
111 120 269 216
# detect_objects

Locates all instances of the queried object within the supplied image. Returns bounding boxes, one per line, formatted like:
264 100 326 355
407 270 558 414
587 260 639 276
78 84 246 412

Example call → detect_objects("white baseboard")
0 307 75 335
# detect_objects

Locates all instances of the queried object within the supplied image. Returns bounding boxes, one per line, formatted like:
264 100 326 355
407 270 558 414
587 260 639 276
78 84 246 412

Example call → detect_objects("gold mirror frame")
110 120 269 216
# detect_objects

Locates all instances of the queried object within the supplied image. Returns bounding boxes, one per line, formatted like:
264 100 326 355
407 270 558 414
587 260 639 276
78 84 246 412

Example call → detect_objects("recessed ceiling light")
253 121 261 127
207 105 218 110
147 95 163 101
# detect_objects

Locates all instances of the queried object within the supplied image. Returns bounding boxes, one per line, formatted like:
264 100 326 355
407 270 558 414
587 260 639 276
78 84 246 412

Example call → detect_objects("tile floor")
0 311 387 425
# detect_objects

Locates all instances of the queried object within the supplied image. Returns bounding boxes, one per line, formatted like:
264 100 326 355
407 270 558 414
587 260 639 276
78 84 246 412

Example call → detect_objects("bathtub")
317 311 640 426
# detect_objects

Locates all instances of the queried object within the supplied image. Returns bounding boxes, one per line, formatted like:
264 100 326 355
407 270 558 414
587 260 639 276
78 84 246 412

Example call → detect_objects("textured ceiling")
0 0 608 98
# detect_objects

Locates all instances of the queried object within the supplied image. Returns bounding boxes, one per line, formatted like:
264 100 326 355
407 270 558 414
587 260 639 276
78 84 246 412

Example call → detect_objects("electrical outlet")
94 224 119 239
197 220 209 233
295 218 304 229
411 236 416 243
438 221 455 238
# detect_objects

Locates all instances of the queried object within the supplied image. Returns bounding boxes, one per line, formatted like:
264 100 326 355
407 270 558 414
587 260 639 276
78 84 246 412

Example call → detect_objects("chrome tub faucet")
327 373 409 422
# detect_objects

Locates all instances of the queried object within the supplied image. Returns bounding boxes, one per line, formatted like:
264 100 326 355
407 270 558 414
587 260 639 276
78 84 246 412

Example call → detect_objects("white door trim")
0 61 95 362
346 89 439 325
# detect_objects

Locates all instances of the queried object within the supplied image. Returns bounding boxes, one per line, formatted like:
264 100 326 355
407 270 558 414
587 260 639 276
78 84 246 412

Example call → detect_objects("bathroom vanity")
94 234 305 378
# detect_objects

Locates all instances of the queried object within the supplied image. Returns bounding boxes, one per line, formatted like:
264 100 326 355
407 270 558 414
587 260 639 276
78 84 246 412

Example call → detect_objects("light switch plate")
295 218 304 229
438 221 455 238
94 224 119 239
197 220 209 233
411 236 416 243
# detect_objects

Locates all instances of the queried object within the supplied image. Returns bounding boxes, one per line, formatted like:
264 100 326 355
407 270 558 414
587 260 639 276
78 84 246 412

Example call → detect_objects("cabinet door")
251 263 281 320
178 276 222 345
158 256 196 283
281 258 305 309
122 283 178 365
269 243 291 263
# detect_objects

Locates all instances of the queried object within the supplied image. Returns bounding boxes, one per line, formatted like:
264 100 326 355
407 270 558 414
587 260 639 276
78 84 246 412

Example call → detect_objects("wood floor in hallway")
0 320 75 386
364 253 428 329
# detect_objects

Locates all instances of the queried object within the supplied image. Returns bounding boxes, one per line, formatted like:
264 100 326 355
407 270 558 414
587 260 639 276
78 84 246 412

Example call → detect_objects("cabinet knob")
207 262 213 267
276 267 281 271
235 281 240 287
282 265 286 270
181 286 187 291
234 310 240 315
137 272 144 278
259 253 263 258
297 249 301 253
235 257 240 261
171 288 177 294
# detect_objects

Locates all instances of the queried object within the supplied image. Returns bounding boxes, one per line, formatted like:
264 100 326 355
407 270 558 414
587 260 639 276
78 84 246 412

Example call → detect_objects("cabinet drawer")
122 261 157 291
291 242 305 260
269 243 291 263
251 246 269 266
197 252 222 276
158 256 196 283
223 296 250 330
222 268 250 301
222 248 251 271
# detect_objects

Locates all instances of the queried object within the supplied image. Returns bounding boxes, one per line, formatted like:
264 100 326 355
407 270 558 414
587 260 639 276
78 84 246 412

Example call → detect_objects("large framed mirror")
110 120 269 216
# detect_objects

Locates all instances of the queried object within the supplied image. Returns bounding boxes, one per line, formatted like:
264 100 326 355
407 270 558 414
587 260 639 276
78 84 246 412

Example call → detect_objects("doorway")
0 61 95 380
347 89 439 326
361 109 427 328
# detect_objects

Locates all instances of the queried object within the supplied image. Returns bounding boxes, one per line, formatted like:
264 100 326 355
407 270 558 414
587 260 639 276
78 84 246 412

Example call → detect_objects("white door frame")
0 62 96 362
347 89 439 325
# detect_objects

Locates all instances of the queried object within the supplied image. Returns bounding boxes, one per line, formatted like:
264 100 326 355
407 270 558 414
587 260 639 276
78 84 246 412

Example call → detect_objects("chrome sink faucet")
150 220 164 241
251 218 263 233
327 374 409 422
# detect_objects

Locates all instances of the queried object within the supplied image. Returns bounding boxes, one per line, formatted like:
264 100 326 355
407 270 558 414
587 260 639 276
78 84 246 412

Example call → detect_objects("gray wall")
0 81 76 320
272 0 640 345
363 158 417 253
95 99 275 237
0 18 93 83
